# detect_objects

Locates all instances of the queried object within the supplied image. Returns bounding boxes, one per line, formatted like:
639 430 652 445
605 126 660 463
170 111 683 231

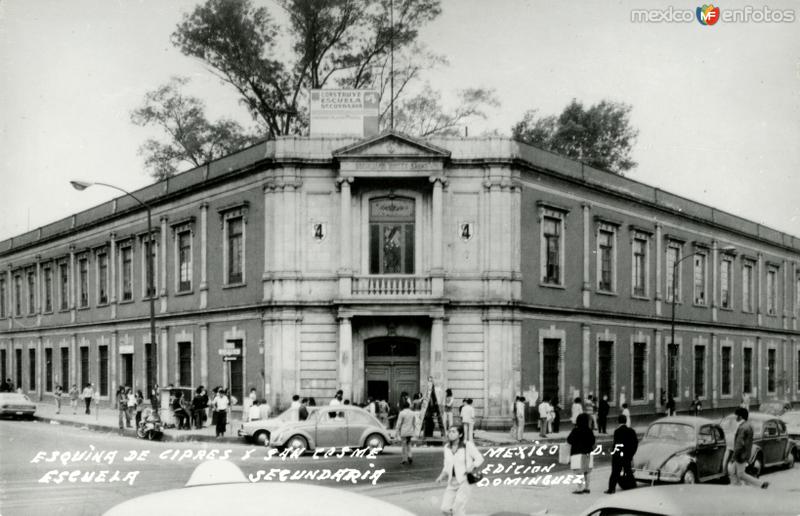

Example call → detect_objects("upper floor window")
596 223 617 292
140 234 159 298
120 245 133 301
27 269 36 314
219 203 248 286
766 266 778 316
14 273 22 316
693 252 707 305
796 273 800 316
369 196 415 274
58 262 69 310
665 243 682 303
538 203 568 287
43 265 53 313
632 235 648 297
742 261 754 312
78 257 89 308
96 252 108 305
720 256 733 309
175 228 193 292
0 277 6 318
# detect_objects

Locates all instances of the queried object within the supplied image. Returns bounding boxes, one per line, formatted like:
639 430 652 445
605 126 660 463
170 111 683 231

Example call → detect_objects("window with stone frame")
14 273 22 316
597 224 616 292
693 251 708 305
98 345 108 396
0 276 6 318
43 264 53 312
633 342 647 401
27 269 36 314
767 348 776 393
78 256 89 308
694 345 705 397
59 261 69 310
537 203 569 287
742 261 754 312
598 340 615 401
632 234 648 297
721 346 732 396
369 196 415 275
45 348 53 392
172 221 194 293
28 348 36 390
178 342 192 386
720 256 733 309
96 250 108 305
219 203 248 285
139 233 159 298
743 346 753 393
120 243 133 301
666 243 682 303
766 266 778 316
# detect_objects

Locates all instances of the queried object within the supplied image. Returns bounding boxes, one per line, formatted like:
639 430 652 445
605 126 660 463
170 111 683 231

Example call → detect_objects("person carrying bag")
436 425 485 516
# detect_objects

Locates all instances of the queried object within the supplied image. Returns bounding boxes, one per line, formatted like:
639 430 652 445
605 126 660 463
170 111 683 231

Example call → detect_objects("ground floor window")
598 340 614 400
0 349 6 385
743 347 753 393
45 348 53 392
80 347 89 388
721 347 731 396
15 349 22 389
767 348 776 394
667 343 679 399
121 354 133 390
178 342 192 387
61 348 69 390
28 349 36 391
98 345 108 396
227 340 243 403
542 339 560 402
633 342 646 401
694 345 705 397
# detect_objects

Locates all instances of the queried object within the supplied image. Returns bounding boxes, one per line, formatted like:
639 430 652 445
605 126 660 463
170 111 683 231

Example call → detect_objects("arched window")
369 196 415 274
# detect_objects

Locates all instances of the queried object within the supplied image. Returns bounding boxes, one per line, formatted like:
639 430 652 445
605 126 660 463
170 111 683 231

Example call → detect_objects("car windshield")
644 423 694 443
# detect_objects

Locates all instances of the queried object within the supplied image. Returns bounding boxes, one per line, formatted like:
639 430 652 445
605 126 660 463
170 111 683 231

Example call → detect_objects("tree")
393 84 499 137
171 0 442 136
131 77 256 181
512 99 638 175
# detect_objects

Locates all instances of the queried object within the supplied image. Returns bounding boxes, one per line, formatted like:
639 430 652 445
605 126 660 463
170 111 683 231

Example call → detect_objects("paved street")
3 418 799 516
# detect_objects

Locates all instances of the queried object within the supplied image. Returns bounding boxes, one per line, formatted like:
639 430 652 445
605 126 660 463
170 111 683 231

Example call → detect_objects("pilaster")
199 202 208 309
109 233 117 319
582 203 591 308
711 241 719 322
160 216 168 313
655 330 662 411
160 327 168 388
337 177 353 298
655 223 663 316
582 324 591 398
338 316 353 399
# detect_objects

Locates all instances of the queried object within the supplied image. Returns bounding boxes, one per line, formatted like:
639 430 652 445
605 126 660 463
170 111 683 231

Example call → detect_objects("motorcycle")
137 416 164 441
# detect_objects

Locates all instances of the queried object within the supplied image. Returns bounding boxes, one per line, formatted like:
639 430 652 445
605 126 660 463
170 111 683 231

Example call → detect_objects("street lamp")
667 245 735 409
71 181 157 393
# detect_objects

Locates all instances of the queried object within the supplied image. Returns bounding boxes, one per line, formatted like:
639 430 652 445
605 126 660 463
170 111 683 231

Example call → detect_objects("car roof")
0 392 31 400
647 416 716 428
580 485 800 516
104 461 414 516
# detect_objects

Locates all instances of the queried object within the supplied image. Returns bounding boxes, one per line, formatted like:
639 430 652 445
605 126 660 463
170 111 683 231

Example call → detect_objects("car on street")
579 484 800 516
0 392 36 419
103 460 414 516
757 399 793 416
719 412 797 475
269 405 391 451
238 406 303 445
632 416 727 484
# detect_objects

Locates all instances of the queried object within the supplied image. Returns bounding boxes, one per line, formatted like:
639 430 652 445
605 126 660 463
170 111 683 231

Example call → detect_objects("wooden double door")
364 337 419 411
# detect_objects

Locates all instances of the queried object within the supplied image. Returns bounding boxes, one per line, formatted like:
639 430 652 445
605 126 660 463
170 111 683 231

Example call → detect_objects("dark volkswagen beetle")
633 416 727 484
719 411 797 476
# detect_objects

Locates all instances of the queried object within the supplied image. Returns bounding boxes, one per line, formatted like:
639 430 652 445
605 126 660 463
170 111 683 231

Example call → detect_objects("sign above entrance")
222 356 239 362
309 89 379 138
119 345 134 354
218 348 241 356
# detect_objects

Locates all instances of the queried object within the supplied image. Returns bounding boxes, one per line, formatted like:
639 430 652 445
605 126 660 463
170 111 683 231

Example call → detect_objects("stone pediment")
332 131 451 160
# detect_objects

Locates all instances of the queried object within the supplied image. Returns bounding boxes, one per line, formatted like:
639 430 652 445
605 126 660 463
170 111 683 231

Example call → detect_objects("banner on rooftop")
309 89 380 138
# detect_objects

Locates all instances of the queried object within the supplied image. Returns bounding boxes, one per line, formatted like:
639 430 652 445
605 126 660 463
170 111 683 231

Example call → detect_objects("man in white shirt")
538 398 552 438
330 389 343 406
460 398 475 441
290 394 302 421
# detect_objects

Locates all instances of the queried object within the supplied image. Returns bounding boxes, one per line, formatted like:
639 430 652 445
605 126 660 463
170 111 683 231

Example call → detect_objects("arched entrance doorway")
364 337 420 410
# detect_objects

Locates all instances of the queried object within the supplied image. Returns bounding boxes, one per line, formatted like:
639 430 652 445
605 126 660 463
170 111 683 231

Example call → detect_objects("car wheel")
751 454 763 478
364 433 385 450
253 430 269 446
287 435 308 451
681 468 697 484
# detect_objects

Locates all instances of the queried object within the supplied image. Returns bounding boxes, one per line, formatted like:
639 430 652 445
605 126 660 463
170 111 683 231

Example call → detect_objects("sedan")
632 416 727 484
269 405 391 451
0 392 36 419
720 412 797 475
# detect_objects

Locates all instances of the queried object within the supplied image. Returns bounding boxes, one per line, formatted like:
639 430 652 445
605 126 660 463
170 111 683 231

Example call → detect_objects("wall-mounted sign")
312 222 327 242
310 89 379 138
119 345 134 354
218 348 241 356
459 222 474 241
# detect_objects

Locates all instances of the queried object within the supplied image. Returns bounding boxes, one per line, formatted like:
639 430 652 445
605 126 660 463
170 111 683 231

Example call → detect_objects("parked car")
757 399 793 416
720 412 797 475
632 416 727 484
239 407 302 445
579 484 800 516
269 405 391 451
0 392 36 419
104 460 414 516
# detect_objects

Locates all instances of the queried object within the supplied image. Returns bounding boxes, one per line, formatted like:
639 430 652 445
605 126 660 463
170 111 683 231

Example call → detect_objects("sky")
1 0 798 242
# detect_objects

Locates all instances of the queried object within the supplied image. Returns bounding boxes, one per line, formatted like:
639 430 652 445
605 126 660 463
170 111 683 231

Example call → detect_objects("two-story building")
1 132 798 428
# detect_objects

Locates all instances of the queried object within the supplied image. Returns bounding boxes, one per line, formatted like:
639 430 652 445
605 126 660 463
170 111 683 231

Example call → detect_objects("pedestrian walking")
116 386 127 430
571 397 583 425
54 384 63 414
621 403 631 428
605 414 638 493
81 383 94 415
460 398 475 442
436 425 484 516
567 412 596 494
514 396 526 441
69 384 79 414
444 388 454 430
192 386 209 429
584 394 597 431
732 407 768 489
135 390 144 428
396 400 416 465
666 394 676 416
126 388 137 428
598 394 610 434
538 397 552 438
213 388 230 438
740 391 750 409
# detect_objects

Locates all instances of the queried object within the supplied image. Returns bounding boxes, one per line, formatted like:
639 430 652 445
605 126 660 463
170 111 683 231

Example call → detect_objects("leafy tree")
130 77 256 181
512 99 638 175
393 84 499 137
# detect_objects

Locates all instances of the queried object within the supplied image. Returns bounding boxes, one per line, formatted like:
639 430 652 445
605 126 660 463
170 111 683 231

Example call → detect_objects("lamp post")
668 245 735 408
70 181 156 393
